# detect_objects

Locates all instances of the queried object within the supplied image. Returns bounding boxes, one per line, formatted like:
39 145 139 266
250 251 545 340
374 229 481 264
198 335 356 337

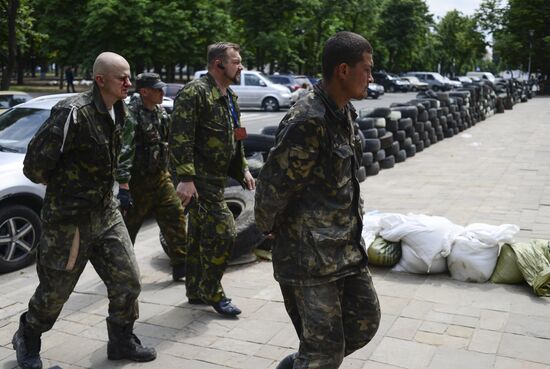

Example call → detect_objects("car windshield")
0 108 49 153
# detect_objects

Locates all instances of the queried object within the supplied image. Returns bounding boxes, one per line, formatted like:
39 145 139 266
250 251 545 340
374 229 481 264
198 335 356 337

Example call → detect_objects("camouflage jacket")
171 73 248 189
255 83 367 286
23 83 127 221
116 95 171 183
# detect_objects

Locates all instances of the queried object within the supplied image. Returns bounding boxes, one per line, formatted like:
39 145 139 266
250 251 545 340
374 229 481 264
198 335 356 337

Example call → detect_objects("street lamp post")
527 29 534 80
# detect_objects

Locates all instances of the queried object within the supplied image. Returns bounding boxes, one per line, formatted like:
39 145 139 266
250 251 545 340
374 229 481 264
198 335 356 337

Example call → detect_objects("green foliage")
435 11 487 75
4 0 548 86
375 0 433 72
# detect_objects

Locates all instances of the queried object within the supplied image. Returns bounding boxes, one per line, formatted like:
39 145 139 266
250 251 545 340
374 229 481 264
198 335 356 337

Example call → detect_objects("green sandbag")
490 244 524 284
367 237 401 267
511 240 550 297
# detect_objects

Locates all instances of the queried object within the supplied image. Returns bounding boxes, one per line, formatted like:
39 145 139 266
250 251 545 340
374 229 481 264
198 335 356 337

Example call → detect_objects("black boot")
12 313 43 369
106 322 156 362
276 352 298 369
172 264 186 281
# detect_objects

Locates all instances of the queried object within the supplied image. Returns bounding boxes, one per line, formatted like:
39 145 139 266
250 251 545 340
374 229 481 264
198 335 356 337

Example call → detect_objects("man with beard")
171 42 255 316
255 32 381 368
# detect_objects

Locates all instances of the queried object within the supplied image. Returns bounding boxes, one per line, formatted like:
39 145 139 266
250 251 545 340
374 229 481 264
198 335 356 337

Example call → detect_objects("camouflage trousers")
26 208 141 334
186 186 235 304
279 270 381 369
125 170 187 266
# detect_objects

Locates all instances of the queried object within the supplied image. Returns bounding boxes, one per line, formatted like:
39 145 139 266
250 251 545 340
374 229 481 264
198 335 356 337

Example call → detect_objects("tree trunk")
16 46 24 85
0 0 19 89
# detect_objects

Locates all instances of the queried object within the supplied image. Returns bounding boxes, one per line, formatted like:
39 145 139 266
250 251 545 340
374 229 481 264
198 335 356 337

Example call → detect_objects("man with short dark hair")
255 32 381 369
13 52 156 369
116 72 187 281
171 42 255 316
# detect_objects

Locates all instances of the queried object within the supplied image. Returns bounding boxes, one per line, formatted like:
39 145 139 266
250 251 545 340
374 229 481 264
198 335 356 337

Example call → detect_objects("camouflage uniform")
255 84 381 368
116 95 187 267
171 73 248 304
22 83 141 333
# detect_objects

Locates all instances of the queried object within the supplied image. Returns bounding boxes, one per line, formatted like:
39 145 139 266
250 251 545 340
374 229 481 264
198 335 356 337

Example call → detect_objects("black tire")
394 130 406 142
402 137 413 149
0 205 40 273
260 125 279 136
390 105 418 121
379 132 394 149
380 155 395 169
376 128 386 137
365 162 380 176
224 187 264 259
416 140 425 152
362 128 378 139
356 117 376 130
395 150 407 163
432 85 439 92
405 144 416 157
375 149 386 162
262 97 280 112
418 110 429 122
356 129 366 152
388 141 400 156
398 118 413 130
362 152 374 166
366 107 391 118
386 119 398 132
415 121 425 133
356 166 367 182
364 139 381 153
243 134 275 159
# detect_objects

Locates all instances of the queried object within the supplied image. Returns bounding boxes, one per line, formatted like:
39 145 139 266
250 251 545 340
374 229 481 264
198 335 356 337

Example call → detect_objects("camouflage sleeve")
23 106 69 184
254 119 321 233
115 110 138 184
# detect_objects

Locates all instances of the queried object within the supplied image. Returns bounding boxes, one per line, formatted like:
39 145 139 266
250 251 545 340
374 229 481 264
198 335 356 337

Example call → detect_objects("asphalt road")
241 92 419 133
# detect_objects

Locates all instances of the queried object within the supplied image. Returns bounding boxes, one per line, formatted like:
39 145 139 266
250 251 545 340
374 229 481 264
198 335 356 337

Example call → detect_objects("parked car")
194 70 291 111
443 76 462 89
0 91 32 114
403 72 452 91
125 94 175 113
366 83 385 99
452 76 473 84
268 74 313 92
373 72 410 92
466 71 496 84
400 76 429 91
306 75 320 86
164 83 184 99
0 94 77 273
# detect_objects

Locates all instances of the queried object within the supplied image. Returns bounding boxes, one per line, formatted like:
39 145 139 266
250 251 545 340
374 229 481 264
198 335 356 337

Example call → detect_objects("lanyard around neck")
226 93 240 128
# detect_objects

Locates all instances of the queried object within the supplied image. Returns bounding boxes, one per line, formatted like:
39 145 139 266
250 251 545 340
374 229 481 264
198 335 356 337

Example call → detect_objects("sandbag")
380 214 463 274
448 223 519 283
367 237 401 267
511 240 550 296
490 244 524 284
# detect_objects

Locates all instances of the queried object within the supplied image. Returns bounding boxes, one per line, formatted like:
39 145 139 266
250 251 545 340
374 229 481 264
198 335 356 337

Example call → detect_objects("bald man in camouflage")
13 52 156 369
171 42 255 316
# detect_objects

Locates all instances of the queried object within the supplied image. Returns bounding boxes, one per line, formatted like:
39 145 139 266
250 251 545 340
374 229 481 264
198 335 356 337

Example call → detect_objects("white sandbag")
392 242 448 274
362 211 404 250
381 214 463 274
448 223 520 282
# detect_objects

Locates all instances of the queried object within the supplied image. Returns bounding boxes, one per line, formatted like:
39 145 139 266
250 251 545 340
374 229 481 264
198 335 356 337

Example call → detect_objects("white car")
193 70 291 111
0 94 74 273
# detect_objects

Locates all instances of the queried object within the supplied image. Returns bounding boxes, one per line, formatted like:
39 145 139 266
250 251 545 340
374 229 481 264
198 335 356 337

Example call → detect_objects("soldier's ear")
335 63 349 80
95 74 105 87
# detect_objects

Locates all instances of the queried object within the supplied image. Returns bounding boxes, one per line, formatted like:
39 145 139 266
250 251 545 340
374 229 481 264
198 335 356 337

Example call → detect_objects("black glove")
117 188 134 211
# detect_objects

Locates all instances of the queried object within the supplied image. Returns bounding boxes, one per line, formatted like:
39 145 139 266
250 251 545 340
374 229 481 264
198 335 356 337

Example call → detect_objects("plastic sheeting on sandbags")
448 223 519 283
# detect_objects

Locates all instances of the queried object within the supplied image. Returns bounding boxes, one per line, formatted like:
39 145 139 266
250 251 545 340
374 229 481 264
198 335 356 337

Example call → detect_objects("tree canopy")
1 0 548 88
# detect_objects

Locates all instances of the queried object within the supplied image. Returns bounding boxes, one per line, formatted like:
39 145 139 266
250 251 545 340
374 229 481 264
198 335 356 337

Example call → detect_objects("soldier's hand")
117 188 134 215
244 170 255 191
176 181 198 206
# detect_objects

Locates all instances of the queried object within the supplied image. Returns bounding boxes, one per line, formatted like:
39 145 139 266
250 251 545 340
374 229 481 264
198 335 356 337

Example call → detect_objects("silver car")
194 70 292 111
0 94 74 273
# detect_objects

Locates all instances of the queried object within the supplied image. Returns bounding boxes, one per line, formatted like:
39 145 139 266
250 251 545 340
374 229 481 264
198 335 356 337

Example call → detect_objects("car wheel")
389 85 395 93
0 205 40 273
432 86 439 92
262 97 280 112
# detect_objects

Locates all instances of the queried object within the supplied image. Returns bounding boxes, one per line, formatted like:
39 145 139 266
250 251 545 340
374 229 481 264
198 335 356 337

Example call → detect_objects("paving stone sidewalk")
1 97 549 369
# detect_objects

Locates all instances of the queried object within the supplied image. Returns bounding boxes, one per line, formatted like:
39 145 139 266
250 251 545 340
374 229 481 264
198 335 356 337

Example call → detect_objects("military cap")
135 73 166 90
